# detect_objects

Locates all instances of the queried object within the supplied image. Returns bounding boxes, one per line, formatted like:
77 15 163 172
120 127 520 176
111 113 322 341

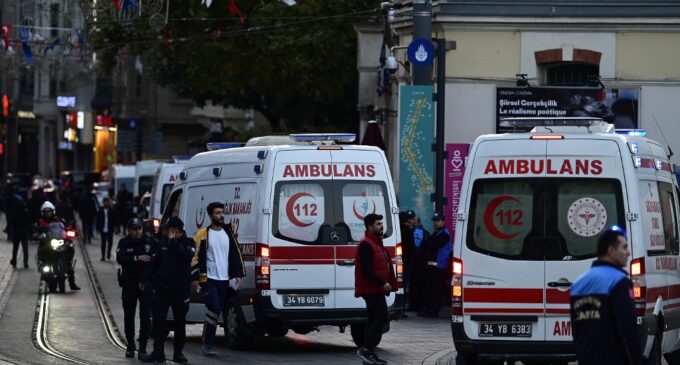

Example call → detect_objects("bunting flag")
76 29 85 48
1 24 11 51
43 37 60 55
19 27 32 62
281 0 296 5
228 0 245 24
112 0 122 11
201 0 213 8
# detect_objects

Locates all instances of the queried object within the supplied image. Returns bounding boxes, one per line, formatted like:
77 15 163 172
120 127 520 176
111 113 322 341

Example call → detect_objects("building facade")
358 0 680 189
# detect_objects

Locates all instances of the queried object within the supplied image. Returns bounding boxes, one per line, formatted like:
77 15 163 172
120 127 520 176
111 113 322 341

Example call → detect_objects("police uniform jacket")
570 260 643 365
191 223 245 283
142 234 195 290
424 227 451 270
116 235 157 286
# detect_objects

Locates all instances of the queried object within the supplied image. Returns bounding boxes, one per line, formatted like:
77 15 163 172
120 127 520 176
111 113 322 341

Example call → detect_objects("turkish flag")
228 0 245 24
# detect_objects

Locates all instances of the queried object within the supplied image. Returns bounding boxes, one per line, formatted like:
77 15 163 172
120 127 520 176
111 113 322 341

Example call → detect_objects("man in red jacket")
355 213 397 365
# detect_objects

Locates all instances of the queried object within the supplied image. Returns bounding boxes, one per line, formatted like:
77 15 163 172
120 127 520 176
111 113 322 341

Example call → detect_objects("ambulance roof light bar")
206 142 244 151
615 129 647 137
289 133 356 144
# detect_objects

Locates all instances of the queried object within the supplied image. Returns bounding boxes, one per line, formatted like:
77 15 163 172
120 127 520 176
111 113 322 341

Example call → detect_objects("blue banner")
399 85 435 231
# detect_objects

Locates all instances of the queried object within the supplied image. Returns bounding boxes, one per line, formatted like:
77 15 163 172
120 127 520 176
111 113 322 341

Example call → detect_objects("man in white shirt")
191 202 246 355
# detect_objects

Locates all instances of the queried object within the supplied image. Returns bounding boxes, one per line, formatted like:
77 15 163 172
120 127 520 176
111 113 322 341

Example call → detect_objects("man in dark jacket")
570 228 642 365
55 192 76 225
78 190 98 244
96 197 116 261
116 217 157 359
191 202 246 356
420 212 451 318
9 200 30 268
355 213 397 365
140 217 194 364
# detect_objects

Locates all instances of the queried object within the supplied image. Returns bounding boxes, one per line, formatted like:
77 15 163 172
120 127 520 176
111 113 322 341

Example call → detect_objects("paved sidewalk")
0 217 19 321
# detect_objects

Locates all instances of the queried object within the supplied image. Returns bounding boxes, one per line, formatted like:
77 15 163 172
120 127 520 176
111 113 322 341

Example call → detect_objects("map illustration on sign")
399 85 435 231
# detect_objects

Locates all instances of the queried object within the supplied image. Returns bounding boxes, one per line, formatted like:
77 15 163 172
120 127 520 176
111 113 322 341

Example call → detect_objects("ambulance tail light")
395 243 403 286
630 257 647 317
452 258 463 316
530 134 564 140
255 243 271 290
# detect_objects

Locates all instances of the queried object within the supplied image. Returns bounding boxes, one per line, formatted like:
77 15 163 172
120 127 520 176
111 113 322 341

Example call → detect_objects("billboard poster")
445 143 470 238
496 87 639 133
399 85 435 230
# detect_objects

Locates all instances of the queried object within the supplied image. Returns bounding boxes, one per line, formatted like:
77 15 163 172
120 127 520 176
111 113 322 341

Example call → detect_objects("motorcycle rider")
37 201 81 291
116 217 157 359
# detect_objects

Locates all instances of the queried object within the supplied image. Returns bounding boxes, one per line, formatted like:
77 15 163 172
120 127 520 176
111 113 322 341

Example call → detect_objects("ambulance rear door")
543 139 627 341
270 150 337 309
330 149 397 310
462 138 548 342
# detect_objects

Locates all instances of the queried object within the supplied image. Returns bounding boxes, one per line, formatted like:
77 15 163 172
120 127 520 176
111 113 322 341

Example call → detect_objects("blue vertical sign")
399 85 435 231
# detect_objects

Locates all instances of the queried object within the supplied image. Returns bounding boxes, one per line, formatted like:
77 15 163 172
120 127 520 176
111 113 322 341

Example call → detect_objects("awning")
361 120 386 150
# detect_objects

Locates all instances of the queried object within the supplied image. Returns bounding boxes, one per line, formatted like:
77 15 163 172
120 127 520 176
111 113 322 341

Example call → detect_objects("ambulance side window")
658 182 679 255
273 182 327 244
162 189 183 222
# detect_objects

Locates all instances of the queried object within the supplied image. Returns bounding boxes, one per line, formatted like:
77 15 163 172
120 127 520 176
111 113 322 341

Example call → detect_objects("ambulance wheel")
664 348 680 365
350 324 382 348
454 352 480 365
224 298 253 350
645 329 662 365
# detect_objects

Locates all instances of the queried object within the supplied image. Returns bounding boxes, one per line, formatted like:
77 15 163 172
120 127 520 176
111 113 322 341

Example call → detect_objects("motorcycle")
34 221 78 293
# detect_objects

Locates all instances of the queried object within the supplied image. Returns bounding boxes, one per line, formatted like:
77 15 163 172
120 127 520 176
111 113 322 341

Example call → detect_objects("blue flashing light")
289 133 356 143
611 225 623 232
206 142 243 151
616 129 647 137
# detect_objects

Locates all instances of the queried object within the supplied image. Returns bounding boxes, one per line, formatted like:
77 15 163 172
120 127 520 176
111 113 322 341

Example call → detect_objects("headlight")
50 239 65 249
42 266 51 273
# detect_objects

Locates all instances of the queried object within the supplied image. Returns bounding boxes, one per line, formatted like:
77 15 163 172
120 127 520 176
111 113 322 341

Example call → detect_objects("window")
467 178 624 260
545 63 599 86
139 176 154 196
652 182 679 255
273 180 393 245
160 183 174 216
161 189 183 222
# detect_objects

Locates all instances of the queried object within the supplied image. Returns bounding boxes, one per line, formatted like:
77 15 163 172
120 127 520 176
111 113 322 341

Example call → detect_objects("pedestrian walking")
419 212 451 318
78 189 98 244
96 197 116 261
355 213 397 365
116 184 132 235
570 228 642 365
140 217 194 364
191 202 246 356
9 200 30 268
116 217 157 359
2 184 21 241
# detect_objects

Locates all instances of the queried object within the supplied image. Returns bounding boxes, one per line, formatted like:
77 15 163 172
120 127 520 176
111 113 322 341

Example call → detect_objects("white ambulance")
452 118 680 365
149 160 187 221
161 134 404 349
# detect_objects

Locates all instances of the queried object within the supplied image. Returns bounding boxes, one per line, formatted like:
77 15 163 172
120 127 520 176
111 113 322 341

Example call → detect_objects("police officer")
140 217 194 364
570 228 642 365
419 212 451 318
116 217 156 359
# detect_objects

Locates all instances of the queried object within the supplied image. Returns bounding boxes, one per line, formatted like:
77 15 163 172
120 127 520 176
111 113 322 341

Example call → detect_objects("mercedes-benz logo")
330 231 339 242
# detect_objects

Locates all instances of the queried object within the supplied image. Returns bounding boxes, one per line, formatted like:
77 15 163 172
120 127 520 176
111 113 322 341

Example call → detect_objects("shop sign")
57 96 76 108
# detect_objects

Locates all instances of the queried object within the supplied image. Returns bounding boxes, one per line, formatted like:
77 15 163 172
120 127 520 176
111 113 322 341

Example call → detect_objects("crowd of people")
0 179 138 267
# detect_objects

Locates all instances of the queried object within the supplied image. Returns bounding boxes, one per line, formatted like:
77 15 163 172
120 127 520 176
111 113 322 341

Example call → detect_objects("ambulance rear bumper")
451 323 576 362
245 291 404 326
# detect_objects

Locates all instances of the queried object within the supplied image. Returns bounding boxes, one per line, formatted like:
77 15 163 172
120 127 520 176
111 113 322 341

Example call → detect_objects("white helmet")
41 201 56 212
